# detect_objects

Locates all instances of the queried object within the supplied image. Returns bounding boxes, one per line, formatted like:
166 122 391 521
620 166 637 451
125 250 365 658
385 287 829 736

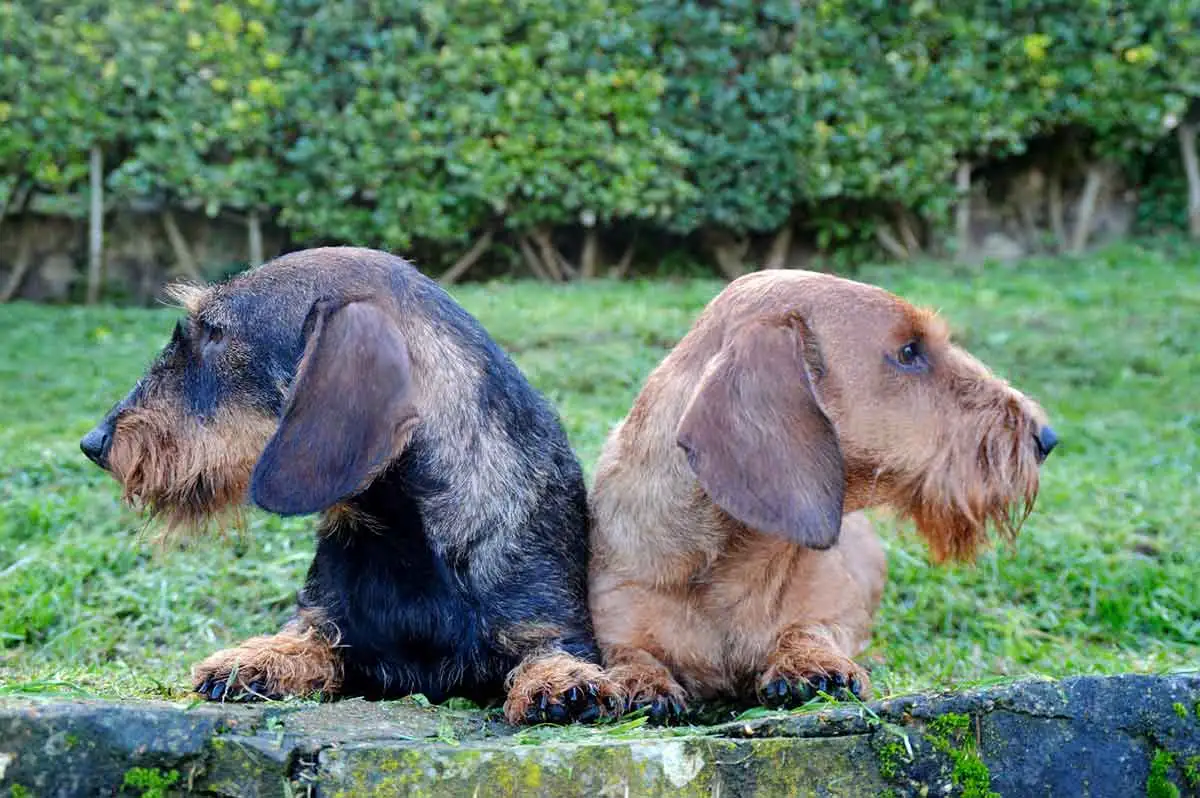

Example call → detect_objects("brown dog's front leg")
192 612 342 702
758 625 870 708
503 651 624 725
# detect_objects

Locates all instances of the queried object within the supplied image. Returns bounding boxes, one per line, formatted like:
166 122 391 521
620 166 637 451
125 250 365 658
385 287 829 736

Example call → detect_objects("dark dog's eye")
200 324 225 360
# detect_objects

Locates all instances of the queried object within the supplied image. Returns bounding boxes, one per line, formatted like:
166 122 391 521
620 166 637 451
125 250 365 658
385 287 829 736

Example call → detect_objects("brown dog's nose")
1034 425 1058 462
80 424 113 468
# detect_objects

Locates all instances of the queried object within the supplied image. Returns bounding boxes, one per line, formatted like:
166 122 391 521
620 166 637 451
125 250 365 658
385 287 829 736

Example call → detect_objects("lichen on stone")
925 713 998 798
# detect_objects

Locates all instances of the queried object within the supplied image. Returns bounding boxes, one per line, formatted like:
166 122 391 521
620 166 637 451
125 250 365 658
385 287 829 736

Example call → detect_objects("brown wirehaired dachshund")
588 269 1057 721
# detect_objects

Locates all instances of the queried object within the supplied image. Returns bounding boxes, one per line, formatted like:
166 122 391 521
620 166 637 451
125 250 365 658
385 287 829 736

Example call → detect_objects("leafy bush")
1 0 1198 279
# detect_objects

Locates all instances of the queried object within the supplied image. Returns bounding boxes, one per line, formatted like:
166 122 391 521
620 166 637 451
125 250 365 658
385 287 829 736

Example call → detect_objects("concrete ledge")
1 673 1197 797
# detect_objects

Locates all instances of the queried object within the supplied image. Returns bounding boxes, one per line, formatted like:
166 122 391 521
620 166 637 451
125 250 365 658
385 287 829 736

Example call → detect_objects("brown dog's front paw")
609 662 689 725
504 654 624 725
191 629 341 702
758 654 870 708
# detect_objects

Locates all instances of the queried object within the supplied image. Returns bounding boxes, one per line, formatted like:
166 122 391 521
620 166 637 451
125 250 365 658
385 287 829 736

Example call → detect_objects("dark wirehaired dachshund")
80 247 621 723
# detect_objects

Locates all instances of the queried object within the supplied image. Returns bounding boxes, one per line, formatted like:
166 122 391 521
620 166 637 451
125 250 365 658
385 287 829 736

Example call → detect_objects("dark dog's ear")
251 299 419 516
676 316 844 548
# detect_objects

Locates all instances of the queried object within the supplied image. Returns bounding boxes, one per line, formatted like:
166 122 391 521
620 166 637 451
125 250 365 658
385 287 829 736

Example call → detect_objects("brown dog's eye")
893 340 927 373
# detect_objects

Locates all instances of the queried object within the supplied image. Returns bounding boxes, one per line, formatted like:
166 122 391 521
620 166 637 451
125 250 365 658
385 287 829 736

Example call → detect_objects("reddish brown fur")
502 653 624 724
589 269 1050 709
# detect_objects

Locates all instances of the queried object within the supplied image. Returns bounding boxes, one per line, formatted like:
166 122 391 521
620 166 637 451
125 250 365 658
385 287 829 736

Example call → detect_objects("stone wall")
1 674 1197 797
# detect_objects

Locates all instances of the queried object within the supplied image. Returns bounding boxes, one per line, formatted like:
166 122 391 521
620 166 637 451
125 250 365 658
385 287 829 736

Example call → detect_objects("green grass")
0 241 1197 703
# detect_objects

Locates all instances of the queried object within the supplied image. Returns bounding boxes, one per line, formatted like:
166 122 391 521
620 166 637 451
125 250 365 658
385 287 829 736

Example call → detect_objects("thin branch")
764 220 794 270
247 209 264 267
518 235 552 281
955 160 972 256
1178 122 1200 240
1070 163 1105 254
161 209 202 281
86 146 104 304
439 228 495 285
875 225 909 260
0 231 33 303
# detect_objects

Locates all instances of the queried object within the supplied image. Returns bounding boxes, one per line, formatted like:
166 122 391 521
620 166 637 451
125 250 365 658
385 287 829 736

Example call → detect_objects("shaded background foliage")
0 0 1198 295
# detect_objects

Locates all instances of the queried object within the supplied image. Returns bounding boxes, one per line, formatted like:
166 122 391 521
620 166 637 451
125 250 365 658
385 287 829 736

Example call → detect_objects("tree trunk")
247 209 264 267
439 228 495 285
764 221 794 270
1070 163 1105 254
0 231 33 303
1178 122 1200 240
955 160 972 256
161 209 202 281
579 228 600 279
86 146 104 304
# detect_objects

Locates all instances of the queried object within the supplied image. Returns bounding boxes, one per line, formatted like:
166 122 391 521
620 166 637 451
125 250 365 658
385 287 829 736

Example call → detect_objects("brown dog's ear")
250 299 419 516
676 317 844 548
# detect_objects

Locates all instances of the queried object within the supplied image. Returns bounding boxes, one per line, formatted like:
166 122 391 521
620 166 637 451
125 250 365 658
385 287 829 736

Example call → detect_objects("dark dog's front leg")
192 609 342 702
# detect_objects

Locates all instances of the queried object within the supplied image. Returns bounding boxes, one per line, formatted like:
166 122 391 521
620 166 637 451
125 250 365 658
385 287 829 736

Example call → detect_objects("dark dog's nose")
1034 425 1058 462
80 424 113 468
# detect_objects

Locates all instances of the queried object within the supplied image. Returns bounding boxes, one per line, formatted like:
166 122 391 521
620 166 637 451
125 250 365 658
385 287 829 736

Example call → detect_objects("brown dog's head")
675 270 1056 562
79 248 419 534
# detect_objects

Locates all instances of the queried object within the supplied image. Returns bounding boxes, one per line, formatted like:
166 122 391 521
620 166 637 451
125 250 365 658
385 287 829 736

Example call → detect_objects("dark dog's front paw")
504 654 624 725
195 672 280 702
191 630 341 702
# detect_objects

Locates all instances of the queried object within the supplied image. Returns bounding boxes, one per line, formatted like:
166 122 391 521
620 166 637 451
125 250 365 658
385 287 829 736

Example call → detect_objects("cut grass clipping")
0 242 1196 706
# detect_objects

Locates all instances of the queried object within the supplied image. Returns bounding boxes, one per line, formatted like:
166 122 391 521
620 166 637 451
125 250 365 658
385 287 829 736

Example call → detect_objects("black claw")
830 672 847 689
546 701 570 724
249 680 267 697
210 680 226 700
197 677 212 697
849 677 863 699
603 695 620 713
576 705 601 723
668 698 684 719
763 678 788 707
809 675 829 696
525 705 542 725
538 693 549 712
648 698 667 725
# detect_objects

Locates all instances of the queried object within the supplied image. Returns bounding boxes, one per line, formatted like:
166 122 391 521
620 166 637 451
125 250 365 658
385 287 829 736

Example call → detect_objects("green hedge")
2 0 1198 273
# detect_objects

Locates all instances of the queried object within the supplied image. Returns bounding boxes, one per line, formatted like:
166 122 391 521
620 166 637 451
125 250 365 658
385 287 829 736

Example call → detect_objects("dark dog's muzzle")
80 422 115 468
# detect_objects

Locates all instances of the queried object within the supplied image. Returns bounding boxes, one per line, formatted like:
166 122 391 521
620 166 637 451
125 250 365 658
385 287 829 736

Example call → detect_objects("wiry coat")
81 248 619 723
587 270 1055 720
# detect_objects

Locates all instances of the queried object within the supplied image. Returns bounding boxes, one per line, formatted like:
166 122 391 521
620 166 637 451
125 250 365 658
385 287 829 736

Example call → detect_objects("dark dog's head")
675 270 1056 562
81 248 421 533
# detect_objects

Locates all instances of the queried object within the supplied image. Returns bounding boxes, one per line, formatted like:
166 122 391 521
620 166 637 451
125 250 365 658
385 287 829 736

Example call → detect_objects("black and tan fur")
80 247 620 723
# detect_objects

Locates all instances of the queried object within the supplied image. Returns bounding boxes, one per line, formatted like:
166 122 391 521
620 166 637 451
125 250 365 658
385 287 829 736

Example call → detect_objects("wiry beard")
106 408 276 544
895 401 1041 563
